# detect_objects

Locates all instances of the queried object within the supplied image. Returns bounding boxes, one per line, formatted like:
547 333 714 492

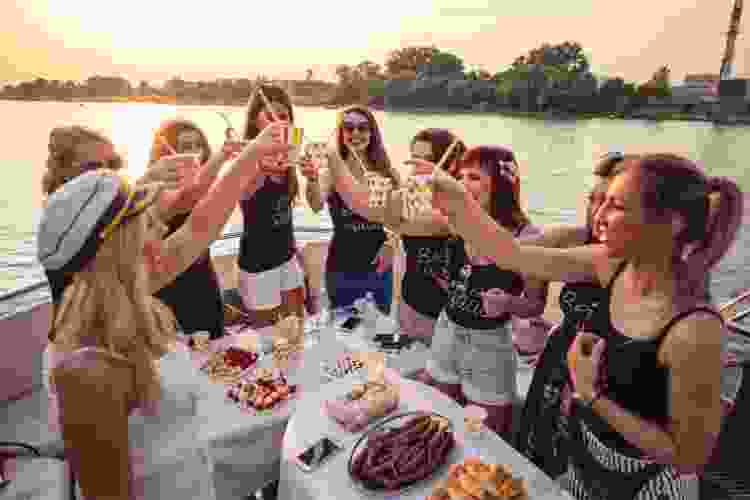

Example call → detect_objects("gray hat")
37 170 160 274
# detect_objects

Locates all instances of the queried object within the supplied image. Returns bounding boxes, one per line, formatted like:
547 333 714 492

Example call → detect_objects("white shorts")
426 311 517 406
238 257 305 310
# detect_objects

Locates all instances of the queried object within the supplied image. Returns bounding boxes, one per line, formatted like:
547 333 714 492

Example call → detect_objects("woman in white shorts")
237 84 306 325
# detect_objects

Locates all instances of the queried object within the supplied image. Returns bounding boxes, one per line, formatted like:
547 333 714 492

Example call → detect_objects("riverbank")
4 96 749 125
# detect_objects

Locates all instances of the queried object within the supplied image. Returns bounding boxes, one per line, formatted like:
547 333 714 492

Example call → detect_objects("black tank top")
585 260 721 453
325 191 386 273
558 281 609 334
155 213 224 338
238 177 296 273
444 238 524 330
401 235 453 319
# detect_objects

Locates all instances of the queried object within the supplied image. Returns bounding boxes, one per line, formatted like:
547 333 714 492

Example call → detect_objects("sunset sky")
1 0 746 85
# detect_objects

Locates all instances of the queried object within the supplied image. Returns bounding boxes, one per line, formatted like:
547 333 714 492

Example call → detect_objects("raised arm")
325 147 392 223
148 125 289 294
435 172 611 284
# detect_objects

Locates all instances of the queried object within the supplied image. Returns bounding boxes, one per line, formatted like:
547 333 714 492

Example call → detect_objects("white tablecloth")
278 374 573 500
188 320 432 499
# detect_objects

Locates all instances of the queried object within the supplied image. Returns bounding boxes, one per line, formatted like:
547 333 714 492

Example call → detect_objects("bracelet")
576 388 603 410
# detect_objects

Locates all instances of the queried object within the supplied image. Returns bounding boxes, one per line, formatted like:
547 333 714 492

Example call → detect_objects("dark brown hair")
336 105 398 184
612 153 743 300
410 128 466 175
461 145 530 232
242 84 299 206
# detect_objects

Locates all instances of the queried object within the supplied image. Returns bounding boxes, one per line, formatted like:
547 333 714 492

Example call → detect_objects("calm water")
1 100 748 311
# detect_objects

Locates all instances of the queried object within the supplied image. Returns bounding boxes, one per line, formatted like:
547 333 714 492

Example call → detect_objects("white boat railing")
1 227 749 337
0 226 333 304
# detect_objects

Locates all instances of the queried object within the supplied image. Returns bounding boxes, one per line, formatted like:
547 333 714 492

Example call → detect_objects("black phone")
340 316 363 331
295 437 343 472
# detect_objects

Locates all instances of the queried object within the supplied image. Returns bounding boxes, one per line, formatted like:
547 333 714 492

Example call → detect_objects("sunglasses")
342 123 370 133
601 151 625 162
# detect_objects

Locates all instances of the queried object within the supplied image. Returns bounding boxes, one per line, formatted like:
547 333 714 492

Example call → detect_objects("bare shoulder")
661 310 723 367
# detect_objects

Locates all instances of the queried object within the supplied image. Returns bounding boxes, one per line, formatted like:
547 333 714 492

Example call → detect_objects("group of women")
36 81 744 500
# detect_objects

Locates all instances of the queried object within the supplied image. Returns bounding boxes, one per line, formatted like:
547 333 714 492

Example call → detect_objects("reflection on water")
0 101 748 304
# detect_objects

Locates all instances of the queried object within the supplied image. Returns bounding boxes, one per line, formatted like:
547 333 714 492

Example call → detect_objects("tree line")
1 42 675 113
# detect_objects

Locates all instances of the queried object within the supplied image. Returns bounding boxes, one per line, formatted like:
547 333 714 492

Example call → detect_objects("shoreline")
3 97 749 125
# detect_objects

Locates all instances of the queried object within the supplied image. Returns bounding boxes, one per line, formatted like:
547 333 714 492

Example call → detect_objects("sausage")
350 449 367 478
400 447 427 475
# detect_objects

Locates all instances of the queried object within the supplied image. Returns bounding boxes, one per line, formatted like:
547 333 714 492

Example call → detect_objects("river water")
1 100 748 313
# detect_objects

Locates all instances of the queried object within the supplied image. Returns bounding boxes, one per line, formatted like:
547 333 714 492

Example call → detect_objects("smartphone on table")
294 437 344 472
339 316 363 332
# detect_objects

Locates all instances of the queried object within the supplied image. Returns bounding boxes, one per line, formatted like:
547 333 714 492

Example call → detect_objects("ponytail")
681 176 744 299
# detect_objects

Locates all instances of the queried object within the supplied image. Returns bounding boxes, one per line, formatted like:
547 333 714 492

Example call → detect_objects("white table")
278 374 574 500
188 321 430 499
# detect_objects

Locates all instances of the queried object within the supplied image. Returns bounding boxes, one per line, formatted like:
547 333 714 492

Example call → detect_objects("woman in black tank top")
399 129 466 343
236 85 305 325
517 153 619 477
301 106 398 313
432 152 743 499
147 120 224 339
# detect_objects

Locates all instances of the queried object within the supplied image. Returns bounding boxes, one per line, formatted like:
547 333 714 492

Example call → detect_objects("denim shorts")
426 311 517 405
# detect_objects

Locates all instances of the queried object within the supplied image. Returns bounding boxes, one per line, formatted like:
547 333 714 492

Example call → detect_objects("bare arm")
519 224 590 249
446 191 611 284
54 354 132 499
590 313 723 472
148 145 266 294
326 150 393 223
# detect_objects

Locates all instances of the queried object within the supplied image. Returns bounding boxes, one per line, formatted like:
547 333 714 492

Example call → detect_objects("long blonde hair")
50 197 176 407
43 126 123 196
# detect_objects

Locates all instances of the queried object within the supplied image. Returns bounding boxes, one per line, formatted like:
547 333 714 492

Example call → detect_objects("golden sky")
1 0 746 85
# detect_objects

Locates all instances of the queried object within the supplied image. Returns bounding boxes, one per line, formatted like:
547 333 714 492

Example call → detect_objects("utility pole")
719 0 743 81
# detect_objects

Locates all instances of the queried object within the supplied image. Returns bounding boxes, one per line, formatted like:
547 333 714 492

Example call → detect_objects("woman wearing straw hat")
39 123 289 500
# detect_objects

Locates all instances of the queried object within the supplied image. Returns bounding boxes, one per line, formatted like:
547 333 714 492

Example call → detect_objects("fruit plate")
348 411 458 497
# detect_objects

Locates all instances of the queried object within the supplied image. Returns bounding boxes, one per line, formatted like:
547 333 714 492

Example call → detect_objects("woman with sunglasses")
237 84 306 325
39 123 290 500
425 153 743 499
302 106 399 313
515 152 622 480
146 119 226 339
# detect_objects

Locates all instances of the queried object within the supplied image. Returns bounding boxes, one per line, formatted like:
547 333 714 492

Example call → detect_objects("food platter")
348 411 457 496
426 457 529 500
200 346 258 384
225 367 298 414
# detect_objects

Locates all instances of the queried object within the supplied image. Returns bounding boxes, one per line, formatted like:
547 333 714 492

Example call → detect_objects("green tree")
384 46 440 77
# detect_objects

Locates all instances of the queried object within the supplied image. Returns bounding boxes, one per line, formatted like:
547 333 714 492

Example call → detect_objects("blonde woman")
39 122 290 500
42 125 187 305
